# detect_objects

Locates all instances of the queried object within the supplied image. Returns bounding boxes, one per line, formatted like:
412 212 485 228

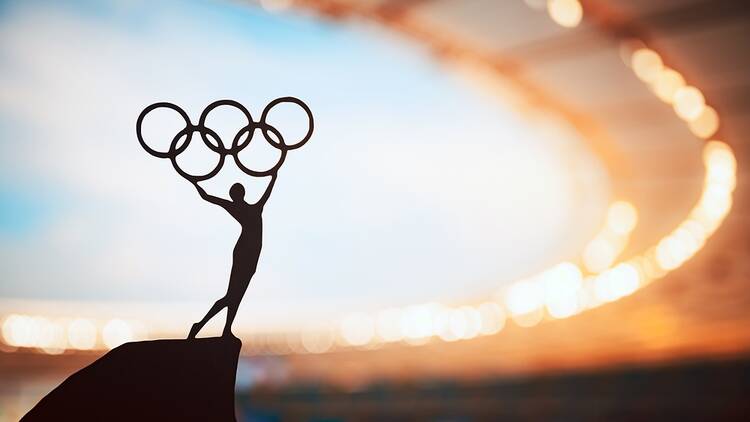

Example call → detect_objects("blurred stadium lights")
0 0 738 358
1 1 747 420
1 314 144 354
190 0 739 354
546 0 584 28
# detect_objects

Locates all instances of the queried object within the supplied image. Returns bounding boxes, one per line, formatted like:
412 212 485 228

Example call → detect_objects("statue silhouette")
22 99 313 421
136 98 313 340
188 174 277 338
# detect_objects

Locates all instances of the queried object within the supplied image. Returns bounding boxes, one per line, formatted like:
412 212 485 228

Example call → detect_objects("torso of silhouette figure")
226 202 263 290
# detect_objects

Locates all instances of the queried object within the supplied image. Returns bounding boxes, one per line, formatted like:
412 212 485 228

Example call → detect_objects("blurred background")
0 0 748 420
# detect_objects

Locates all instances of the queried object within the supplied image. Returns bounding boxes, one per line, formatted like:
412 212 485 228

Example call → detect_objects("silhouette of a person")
187 173 277 338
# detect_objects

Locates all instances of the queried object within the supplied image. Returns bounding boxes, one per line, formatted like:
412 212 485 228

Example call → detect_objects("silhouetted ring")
168 126 226 182
233 123 288 177
229 120 286 153
229 124 255 155
137 99 312 181
259 96 314 151
198 99 254 155
136 102 192 159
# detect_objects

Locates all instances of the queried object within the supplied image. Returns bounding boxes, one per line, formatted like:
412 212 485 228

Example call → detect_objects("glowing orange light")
505 280 543 316
631 49 663 83
542 263 583 318
102 319 134 350
340 313 375 346
652 68 685 103
67 318 97 350
607 201 638 235
673 86 706 121
477 302 506 335
583 237 617 273
688 106 719 139
547 0 583 28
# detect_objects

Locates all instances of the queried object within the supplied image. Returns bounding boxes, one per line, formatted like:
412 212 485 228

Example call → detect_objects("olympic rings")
167 126 226 182
232 123 289 177
136 102 192 159
198 99 253 154
260 96 314 150
135 98 313 181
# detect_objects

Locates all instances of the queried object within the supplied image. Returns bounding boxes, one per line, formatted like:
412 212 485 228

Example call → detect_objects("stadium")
1 0 749 420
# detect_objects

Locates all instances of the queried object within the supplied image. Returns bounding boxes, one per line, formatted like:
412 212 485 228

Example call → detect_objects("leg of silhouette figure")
223 300 238 338
222 271 253 337
188 296 228 339
222 285 249 337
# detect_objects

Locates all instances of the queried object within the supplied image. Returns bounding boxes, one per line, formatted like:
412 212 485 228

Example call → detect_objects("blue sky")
0 0 608 327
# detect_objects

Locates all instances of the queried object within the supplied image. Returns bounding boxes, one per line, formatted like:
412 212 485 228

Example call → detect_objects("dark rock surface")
22 336 241 421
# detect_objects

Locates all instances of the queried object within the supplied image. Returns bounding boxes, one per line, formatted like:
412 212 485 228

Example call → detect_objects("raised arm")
258 173 278 207
192 181 233 209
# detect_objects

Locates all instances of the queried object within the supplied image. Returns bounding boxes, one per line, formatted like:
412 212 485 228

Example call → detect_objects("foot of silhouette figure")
188 323 201 340
188 322 235 339
188 295 241 339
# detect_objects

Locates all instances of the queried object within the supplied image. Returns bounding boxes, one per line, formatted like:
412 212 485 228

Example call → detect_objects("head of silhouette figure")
229 183 245 202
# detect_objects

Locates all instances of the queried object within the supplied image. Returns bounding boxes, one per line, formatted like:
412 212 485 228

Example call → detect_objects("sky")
0 0 608 328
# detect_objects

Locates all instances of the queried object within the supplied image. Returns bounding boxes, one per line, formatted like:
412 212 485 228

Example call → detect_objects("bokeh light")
505 280 543 317
673 86 706 121
583 237 618 273
477 302 505 335
340 312 375 346
547 0 583 28
102 319 134 350
652 68 686 103
301 328 335 354
631 49 663 83
67 318 97 350
688 105 720 139
542 263 583 319
607 201 638 235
